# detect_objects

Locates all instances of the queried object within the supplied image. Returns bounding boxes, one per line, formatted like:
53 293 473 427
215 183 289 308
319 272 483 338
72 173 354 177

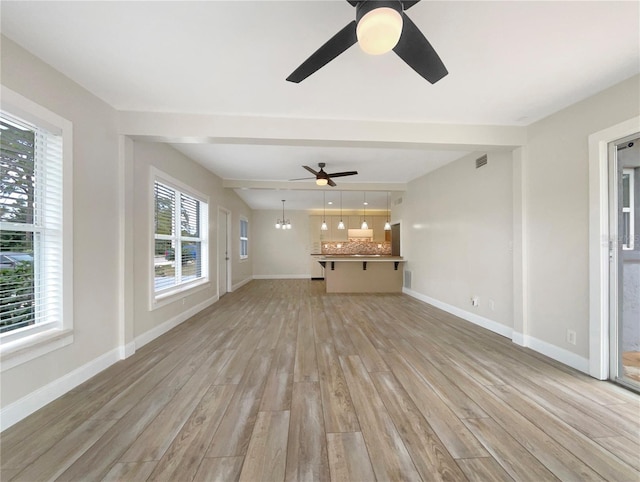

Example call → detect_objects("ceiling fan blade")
286 21 357 83
303 165 319 176
327 171 358 178
328 178 337 187
393 13 448 84
401 0 422 10
346 0 358 5
289 177 316 181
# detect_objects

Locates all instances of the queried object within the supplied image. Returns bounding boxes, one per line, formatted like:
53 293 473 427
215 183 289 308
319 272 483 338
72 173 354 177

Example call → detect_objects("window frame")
149 168 209 310
240 217 249 260
0 85 74 371
622 168 634 251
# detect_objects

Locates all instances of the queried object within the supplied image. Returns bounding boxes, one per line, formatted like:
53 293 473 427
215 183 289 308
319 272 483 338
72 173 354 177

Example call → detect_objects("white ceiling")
2 1 639 210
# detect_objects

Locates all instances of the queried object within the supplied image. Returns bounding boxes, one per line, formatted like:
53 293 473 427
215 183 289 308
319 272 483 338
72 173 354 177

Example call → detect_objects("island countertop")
319 255 404 261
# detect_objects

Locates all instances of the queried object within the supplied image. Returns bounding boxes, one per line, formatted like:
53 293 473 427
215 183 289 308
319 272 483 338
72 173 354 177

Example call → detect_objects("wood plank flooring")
1 279 639 481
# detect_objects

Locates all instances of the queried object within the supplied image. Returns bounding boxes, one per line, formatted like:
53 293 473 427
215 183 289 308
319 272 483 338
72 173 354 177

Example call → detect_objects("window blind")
0 112 64 335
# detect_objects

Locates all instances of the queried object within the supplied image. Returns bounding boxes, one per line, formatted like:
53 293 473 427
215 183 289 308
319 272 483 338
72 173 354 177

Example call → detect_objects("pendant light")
384 191 391 230
361 192 368 229
275 200 291 229
321 191 328 231
337 191 345 230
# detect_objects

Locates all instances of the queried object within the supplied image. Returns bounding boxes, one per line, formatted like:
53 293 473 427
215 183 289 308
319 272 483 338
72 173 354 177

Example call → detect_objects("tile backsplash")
322 241 391 255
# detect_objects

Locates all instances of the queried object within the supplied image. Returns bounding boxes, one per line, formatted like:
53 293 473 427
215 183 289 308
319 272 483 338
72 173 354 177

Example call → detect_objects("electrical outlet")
567 329 576 345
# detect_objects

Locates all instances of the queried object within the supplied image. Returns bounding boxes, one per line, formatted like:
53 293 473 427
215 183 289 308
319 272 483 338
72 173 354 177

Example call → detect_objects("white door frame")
217 207 232 297
588 116 640 379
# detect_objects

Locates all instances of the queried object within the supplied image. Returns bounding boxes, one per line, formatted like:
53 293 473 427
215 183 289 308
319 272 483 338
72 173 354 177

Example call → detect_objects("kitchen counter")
317 256 404 293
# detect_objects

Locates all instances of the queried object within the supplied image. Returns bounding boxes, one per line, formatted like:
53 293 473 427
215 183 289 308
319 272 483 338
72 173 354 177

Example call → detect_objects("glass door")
610 135 640 391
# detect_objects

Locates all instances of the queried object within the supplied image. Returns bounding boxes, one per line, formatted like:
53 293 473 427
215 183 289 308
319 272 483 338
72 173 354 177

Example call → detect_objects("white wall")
402 151 514 331
1 37 120 407
252 210 311 278
526 75 640 359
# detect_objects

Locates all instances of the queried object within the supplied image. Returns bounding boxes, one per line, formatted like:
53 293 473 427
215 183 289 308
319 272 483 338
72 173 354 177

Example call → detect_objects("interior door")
218 208 229 297
609 135 640 391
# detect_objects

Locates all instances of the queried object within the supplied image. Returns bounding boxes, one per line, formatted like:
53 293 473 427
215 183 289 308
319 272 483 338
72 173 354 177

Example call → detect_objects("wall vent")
393 197 403 206
404 270 412 289
475 154 488 169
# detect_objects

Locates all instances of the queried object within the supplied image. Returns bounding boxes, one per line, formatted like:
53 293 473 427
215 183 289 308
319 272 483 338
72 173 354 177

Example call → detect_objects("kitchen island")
318 255 404 293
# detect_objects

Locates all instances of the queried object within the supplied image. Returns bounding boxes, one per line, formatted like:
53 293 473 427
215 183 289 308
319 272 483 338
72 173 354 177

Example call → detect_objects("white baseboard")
232 277 252 291
0 347 121 431
252 274 310 280
134 295 219 350
403 288 513 339
514 332 590 374
119 341 136 360
512 331 525 346
403 288 589 374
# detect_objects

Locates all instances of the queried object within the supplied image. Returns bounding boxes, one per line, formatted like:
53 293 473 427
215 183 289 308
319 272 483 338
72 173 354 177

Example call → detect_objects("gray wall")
132 141 252 338
1 37 120 407
526 75 639 358
401 151 514 329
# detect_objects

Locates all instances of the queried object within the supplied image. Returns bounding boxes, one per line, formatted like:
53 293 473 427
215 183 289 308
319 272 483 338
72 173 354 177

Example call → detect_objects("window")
622 168 635 250
152 171 208 304
0 85 73 368
240 217 248 260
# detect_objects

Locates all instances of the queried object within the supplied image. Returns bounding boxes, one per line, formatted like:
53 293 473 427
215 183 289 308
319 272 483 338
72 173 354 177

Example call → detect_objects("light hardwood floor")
1 279 639 481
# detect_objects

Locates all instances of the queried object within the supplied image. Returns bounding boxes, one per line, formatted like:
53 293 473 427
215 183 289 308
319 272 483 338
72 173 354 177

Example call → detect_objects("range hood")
347 229 373 240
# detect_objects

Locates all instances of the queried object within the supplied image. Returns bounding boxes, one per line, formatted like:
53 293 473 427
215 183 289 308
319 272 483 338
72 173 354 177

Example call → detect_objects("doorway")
609 134 640 391
218 208 231 297
391 223 401 256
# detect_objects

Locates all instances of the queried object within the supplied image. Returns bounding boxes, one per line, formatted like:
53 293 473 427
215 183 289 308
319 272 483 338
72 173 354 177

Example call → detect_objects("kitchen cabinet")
372 216 387 242
331 216 348 241
348 215 363 230
309 215 322 253
309 215 388 243
319 216 332 242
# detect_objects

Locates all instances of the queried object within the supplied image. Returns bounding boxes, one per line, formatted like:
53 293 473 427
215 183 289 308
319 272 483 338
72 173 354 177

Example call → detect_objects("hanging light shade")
361 192 368 229
275 200 291 230
356 5 403 55
384 191 391 230
337 191 345 229
321 191 328 230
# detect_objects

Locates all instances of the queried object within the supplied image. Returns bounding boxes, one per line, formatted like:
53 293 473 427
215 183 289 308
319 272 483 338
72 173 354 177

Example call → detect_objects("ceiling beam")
223 180 407 191
118 111 527 150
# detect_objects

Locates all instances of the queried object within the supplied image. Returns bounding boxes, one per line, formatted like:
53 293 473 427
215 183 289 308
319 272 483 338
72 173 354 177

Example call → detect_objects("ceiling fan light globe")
316 178 329 186
357 7 403 55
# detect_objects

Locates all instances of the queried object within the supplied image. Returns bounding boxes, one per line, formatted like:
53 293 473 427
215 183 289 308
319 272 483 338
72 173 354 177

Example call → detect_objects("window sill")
1 328 73 372
151 279 210 311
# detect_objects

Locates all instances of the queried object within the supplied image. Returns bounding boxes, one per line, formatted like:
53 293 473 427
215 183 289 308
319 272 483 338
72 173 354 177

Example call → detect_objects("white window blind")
0 112 64 336
153 177 208 300
240 218 248 259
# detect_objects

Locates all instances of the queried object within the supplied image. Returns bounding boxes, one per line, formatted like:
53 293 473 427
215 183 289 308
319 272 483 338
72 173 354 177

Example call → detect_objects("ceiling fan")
290 163 358 187
286 0 448 84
